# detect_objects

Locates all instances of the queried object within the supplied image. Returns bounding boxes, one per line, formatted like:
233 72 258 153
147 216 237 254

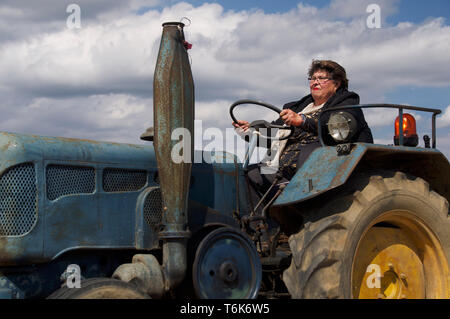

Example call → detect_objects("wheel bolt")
400 273 407 280
388 263 394 270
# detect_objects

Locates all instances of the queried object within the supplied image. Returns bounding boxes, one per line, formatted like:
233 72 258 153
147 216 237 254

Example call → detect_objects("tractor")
0 22 448 299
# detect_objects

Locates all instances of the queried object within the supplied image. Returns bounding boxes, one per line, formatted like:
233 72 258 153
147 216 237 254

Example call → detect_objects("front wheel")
283 171 450 299
47 278 150 299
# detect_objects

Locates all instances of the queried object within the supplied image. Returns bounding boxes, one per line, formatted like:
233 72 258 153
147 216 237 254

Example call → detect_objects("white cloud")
437 105 450 128
1 94 153 144
0 0 449 158
0 0 161 43
364 108 398 127
3 1 450 101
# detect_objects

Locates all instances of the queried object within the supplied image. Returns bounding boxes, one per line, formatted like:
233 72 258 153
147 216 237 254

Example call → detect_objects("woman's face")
309 69 339 104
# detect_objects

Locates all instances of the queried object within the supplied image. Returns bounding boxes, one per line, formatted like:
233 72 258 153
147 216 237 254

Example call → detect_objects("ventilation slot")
103 168 147 192
0 163 37 236
144 187 163 230
47 165 95 200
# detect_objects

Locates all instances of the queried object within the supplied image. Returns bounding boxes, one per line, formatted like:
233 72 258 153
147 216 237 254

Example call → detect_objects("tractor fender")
272 143 450 207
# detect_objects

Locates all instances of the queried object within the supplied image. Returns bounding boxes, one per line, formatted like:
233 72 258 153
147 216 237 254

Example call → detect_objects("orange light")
394 113 418 147
395 113 417 137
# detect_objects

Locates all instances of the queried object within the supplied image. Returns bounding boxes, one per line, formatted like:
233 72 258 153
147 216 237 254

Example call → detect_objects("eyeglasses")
308 76 331 84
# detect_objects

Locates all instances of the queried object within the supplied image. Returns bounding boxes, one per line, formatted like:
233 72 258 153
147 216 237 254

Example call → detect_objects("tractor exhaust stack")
153 21 194 292
113 21 194 297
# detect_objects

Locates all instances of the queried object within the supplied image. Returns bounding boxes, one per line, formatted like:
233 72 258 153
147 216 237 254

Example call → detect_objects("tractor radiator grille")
143 187 163 230
0 163 37 236
103 168 147 192
47 165 95 200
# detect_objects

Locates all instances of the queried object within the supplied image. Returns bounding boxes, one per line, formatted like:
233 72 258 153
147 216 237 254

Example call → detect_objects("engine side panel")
0 132 158 265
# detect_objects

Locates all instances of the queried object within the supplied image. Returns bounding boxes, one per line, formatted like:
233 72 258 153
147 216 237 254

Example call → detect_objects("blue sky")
0 0 449 159
164 0 450 24
389 0 450 24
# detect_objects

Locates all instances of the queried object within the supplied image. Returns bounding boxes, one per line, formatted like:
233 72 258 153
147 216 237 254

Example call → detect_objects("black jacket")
273 87 373 145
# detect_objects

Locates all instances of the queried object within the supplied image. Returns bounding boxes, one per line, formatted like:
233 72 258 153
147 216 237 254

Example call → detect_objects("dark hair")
308 60 349 90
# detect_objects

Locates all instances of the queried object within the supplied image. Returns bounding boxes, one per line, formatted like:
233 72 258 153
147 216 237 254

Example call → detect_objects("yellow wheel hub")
352 211 449 299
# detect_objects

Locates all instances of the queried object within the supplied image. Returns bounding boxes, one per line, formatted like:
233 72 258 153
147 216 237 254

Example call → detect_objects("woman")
233 60 373 209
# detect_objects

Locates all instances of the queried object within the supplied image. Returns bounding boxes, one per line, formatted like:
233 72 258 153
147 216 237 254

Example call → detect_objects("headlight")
327 111 357 142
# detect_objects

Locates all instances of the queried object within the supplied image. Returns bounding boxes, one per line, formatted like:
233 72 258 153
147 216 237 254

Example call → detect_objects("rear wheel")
47 278 149 299
283 171 450 299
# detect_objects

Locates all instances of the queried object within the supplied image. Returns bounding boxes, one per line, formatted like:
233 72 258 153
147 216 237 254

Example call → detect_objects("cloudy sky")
1 0 450 161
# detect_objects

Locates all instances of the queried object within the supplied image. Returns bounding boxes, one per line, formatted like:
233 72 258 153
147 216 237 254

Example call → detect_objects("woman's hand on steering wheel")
229 99 295 141
232 120 250 132
280 109 304 127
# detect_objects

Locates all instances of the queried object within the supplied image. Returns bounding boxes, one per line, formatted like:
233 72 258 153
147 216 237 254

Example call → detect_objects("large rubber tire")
47 278 150 299
283 170 450 299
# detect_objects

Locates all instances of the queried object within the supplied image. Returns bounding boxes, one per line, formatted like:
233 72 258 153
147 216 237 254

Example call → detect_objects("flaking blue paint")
273 143 446 206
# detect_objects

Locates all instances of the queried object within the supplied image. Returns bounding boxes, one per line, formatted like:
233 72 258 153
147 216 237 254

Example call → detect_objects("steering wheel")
229 99 294 141
230 99 295 170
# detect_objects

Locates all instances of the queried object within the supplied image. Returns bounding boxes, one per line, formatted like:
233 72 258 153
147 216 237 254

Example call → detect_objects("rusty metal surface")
273 144 366 206
273 143 449 207
192 227 261 299
358 146 450 201
0 131 156 171
151 22 195 293
188 150 249 221
0 131 159 265
153 22 194 233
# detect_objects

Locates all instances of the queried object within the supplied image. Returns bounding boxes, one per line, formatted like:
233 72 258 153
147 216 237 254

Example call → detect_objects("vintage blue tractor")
0 22 448 299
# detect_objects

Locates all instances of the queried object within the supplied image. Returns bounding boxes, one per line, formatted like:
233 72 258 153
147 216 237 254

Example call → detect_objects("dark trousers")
245 141 321 214
245 164 289 215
